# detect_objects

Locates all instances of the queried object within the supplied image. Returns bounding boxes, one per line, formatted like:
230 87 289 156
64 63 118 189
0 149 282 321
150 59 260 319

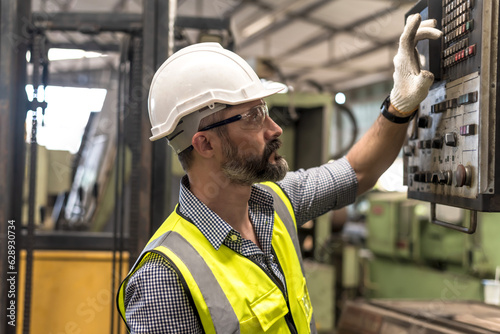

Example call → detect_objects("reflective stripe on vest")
158 231 240 333
117 229 239 334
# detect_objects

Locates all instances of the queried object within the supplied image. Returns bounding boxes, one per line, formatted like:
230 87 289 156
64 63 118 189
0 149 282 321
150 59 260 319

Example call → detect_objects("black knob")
425 172 433 183
413 173 422 182
417 116 430 128
432 138 443 149
438 170 451 185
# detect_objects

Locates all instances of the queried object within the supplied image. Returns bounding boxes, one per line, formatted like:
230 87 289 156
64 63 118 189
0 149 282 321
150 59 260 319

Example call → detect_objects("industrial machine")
345 1 500 315
338 300 500 333
337 188 500 332
403 0 500 233
365 193 500 296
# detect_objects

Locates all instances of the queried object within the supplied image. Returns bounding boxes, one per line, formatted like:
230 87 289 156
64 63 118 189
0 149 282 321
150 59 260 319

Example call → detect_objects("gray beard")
221 138 289 186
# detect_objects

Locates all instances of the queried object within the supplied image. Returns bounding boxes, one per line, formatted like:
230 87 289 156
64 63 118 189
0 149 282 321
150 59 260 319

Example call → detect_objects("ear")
192 132 215 158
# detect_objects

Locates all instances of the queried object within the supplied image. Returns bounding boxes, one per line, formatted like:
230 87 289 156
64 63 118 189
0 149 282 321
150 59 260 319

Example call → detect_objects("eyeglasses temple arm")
198 114 242 131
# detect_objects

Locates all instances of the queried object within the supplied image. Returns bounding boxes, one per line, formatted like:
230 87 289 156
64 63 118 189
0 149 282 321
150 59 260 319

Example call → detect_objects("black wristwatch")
380 95 416 124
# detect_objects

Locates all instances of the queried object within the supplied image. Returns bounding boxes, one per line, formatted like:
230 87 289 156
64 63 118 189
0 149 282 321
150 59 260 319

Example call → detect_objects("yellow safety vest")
117 182 315 333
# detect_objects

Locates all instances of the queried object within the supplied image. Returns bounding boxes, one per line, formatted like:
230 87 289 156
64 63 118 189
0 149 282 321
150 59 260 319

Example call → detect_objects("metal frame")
235 0 411 89
16 1 230 252
32 11 230 32
1 2 231 332
430 203 478 234
17 232 130 251
0 1 31 333
32 12 143 32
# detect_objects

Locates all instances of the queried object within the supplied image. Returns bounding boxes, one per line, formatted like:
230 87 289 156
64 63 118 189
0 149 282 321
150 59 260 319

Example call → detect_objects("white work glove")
390 14 443 115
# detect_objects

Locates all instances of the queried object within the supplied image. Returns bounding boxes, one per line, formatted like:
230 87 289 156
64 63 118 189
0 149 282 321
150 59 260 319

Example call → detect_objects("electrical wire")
330 101 358 160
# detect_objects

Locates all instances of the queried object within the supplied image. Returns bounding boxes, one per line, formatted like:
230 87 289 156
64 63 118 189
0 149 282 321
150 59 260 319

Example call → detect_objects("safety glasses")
199 104 269 132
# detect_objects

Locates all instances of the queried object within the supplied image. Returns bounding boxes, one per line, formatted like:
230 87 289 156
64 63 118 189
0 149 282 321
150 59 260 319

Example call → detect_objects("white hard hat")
148 42 282 153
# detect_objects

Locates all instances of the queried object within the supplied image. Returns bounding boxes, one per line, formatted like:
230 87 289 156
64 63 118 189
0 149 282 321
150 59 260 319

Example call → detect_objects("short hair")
176 108 229 172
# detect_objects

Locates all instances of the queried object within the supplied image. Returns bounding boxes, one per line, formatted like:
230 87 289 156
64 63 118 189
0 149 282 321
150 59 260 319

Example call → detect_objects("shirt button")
231 235 238 241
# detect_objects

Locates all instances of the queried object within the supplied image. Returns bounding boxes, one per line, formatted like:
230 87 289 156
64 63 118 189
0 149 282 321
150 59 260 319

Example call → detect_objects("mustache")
264 139 282 159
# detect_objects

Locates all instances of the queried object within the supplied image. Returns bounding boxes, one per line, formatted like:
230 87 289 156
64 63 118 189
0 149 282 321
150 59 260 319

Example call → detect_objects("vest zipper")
246 250 298 334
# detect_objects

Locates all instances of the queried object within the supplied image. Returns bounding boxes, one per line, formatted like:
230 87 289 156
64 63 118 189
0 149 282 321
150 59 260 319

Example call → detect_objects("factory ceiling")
31 0 419 92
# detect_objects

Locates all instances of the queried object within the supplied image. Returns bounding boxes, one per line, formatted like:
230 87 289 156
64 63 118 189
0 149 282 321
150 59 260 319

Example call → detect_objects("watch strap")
380 95 416 124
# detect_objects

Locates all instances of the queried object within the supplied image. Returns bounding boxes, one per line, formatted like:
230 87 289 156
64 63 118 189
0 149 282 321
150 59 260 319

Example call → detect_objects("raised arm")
346 14 442 195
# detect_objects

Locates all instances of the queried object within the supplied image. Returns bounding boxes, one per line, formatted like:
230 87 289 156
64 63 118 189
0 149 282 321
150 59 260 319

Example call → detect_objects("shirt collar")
178 175 274 250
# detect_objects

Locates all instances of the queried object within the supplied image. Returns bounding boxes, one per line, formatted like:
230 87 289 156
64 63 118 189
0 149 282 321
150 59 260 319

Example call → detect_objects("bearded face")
220 137 289 186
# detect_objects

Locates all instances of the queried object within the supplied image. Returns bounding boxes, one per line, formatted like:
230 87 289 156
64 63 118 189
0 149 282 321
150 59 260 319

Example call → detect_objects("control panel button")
432 137 443 149
438 170 452 185
460 124 476 136
457 91 478 105
417 140 431 149
454 164 472 187
425 172 433 183
408 166 419 173
413 173 422 182
417 116 430 128
403 145 414 156
447 99 458 109
431 101 448 113
444 132 457 146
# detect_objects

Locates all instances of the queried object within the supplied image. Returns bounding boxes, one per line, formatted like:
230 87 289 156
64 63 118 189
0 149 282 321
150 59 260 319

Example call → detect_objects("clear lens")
239 104 268 130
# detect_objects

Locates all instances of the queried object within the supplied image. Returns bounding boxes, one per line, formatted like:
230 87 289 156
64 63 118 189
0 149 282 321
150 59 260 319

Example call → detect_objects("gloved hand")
390 14 443 115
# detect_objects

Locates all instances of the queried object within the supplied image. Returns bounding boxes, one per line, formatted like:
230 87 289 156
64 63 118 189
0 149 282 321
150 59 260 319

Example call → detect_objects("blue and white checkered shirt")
124 157 357 333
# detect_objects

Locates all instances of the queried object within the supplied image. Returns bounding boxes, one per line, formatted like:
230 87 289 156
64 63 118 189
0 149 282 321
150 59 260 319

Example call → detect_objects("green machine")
364 191 500 302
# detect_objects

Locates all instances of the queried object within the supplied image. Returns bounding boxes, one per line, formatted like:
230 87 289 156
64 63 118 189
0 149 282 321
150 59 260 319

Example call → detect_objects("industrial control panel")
404 0 500 232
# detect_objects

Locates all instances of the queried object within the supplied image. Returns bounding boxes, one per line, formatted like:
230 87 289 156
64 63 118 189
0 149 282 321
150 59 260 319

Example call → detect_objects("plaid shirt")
124 157 357 333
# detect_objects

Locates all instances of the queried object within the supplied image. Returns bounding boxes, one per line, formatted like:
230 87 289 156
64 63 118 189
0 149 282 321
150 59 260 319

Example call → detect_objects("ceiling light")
335 92 346 105
242 15 275 39
48 48 105 61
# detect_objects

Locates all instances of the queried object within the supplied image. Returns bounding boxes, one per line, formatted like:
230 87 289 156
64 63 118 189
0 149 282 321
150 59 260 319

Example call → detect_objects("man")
117 14 441 333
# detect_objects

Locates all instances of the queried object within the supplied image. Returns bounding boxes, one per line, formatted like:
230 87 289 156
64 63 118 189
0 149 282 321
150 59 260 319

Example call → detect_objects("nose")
264 115 283 139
